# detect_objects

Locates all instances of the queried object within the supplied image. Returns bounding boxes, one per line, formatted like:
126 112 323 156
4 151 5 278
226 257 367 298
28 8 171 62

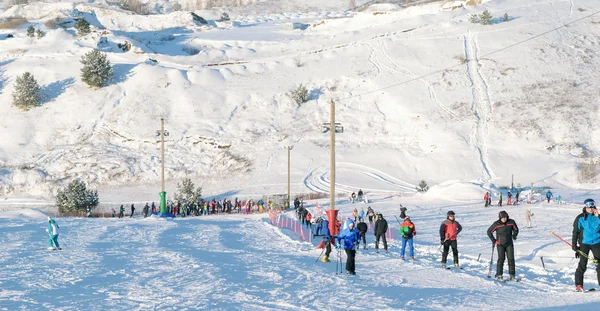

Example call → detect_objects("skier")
351 208 358 222
498 192 503 206
399 205 407 219
119 205 124 218
306 213 312 229
143 203 149 218
507 191 513 206
337 221 360 275
86 206 91 218
440 211 463 268
525 210 533 228
399 216 416 260
111 208 116 218
356 218 368 249
484 192 490 207
557 195 562 205
350 192 356 203
573 199 600 291
515 191 520 205
151 202 156 214
46 217 61 250
546 190 553 203
374 213 388 253
366 206 375 225
130 204 135 218
359 208 365 221
321 217 334 263
487 211 519 281
357 189 363 202
527 191 532 204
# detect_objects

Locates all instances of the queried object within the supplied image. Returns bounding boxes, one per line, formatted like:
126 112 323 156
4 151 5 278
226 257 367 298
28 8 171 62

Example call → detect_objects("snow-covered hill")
0 0 599 200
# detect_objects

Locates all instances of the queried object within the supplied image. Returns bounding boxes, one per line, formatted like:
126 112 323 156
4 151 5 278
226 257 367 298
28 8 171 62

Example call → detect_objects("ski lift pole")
550 231 598 266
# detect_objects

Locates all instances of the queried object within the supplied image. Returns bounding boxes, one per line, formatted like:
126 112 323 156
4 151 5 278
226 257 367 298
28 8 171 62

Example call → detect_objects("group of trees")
13 16 113 111
469 10 509 25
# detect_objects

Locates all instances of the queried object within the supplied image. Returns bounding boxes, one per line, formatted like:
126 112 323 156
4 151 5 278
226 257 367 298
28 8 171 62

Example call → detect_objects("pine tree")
26 25 35 38
36 29 44 39
173 2 182 11
80 49 113 88
480 10 493 25
175 178 202 204
469 14 479 24
291 84 309 105
12 72 41 110
75 18 91 36
416 180 429 192
56 179 99 214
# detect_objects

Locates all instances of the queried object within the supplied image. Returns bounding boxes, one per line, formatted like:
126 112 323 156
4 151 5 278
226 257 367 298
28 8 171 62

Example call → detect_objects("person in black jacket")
374 214 388 253
356 218 368 249
399 205 407 219
572 205 589 253
487 211 519 281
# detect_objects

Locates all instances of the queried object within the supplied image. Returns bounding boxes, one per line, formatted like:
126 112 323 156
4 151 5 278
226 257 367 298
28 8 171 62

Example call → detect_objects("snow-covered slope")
2 195 600 310
0 0 599 200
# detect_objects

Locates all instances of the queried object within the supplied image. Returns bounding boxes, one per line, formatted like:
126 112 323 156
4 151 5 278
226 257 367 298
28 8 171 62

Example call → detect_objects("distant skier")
143 203 149 218
46 217 61 250
399 216 416 260
498 193 503 207
525 210 533 228
337 221 360 275
573 199 600 292
352 208 358 222
359 208 365 221
556 195 562 205
357 189 364 202
111 208 116 218
366 206 375 225
350 192 356 203
487 211 519 281
484 192 490 207
151 202 156 214
440 211 463 268
507 191 512 206
527 191 532 204
119 205 124 218
546 190 553 203
374 213 388 253
86 206 92 218
515 191 520 205
356 218 368 249
399 205 407 219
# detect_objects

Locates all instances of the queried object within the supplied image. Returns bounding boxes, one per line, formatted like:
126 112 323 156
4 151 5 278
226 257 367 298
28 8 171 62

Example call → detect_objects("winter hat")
498 211 509 220
47 216 51 222
348 222 355 228
405 216 411 221
447 211 455 218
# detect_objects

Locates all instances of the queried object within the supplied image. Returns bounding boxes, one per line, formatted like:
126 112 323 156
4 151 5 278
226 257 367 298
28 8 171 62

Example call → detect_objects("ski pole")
550 231 598 265
487 244 495 278
315 247 326 263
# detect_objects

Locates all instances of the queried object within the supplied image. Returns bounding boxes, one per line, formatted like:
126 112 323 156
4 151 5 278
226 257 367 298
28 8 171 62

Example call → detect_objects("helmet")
584 198 596 208
447 211 455 217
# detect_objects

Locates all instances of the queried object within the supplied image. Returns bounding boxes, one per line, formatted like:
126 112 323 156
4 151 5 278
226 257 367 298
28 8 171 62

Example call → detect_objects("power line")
334 8 600 101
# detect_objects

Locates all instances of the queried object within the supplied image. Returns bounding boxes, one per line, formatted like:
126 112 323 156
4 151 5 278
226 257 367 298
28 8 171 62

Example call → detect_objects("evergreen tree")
416 180 429 192
480 10 493 25
26 25 35 38
12 72 41 110
291 84 309 105
469 14 479 24
175 178 202 204
172 2 182 11
80 49 113 88
36 29 44 39
75 18 91 36
56 179 99 214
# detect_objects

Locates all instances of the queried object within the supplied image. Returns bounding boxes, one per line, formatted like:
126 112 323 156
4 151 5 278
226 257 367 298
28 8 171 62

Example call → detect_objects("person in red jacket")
484 192 490 207
440 211 463 268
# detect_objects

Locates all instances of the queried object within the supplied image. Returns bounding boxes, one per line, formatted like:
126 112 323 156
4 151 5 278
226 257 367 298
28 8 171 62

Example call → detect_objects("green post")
160 191 167 214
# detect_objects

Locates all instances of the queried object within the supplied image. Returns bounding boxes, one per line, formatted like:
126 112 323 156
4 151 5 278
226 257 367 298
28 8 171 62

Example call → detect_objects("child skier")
356 218 368 249
399 216 416 260
525 210 533 228
46 217 61 250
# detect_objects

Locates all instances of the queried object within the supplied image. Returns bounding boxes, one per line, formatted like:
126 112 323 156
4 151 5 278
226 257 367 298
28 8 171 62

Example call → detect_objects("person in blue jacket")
337 221 360 275
574 199 600 291
546 190 553 203
46 217 61 250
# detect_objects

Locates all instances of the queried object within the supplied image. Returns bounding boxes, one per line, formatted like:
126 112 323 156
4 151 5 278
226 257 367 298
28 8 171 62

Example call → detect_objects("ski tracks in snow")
463 30 494 181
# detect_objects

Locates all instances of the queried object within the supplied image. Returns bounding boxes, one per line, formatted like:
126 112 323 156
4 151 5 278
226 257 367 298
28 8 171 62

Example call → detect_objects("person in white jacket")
46 217 61 250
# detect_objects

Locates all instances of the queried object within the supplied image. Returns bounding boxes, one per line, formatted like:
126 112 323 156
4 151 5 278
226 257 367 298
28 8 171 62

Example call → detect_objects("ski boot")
410 256 414 261
321 256 330 263
400 256 404 261
509 275 516 281
496 275 504 281
454 263 460 268
442 263 447 269
576 285 584 292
